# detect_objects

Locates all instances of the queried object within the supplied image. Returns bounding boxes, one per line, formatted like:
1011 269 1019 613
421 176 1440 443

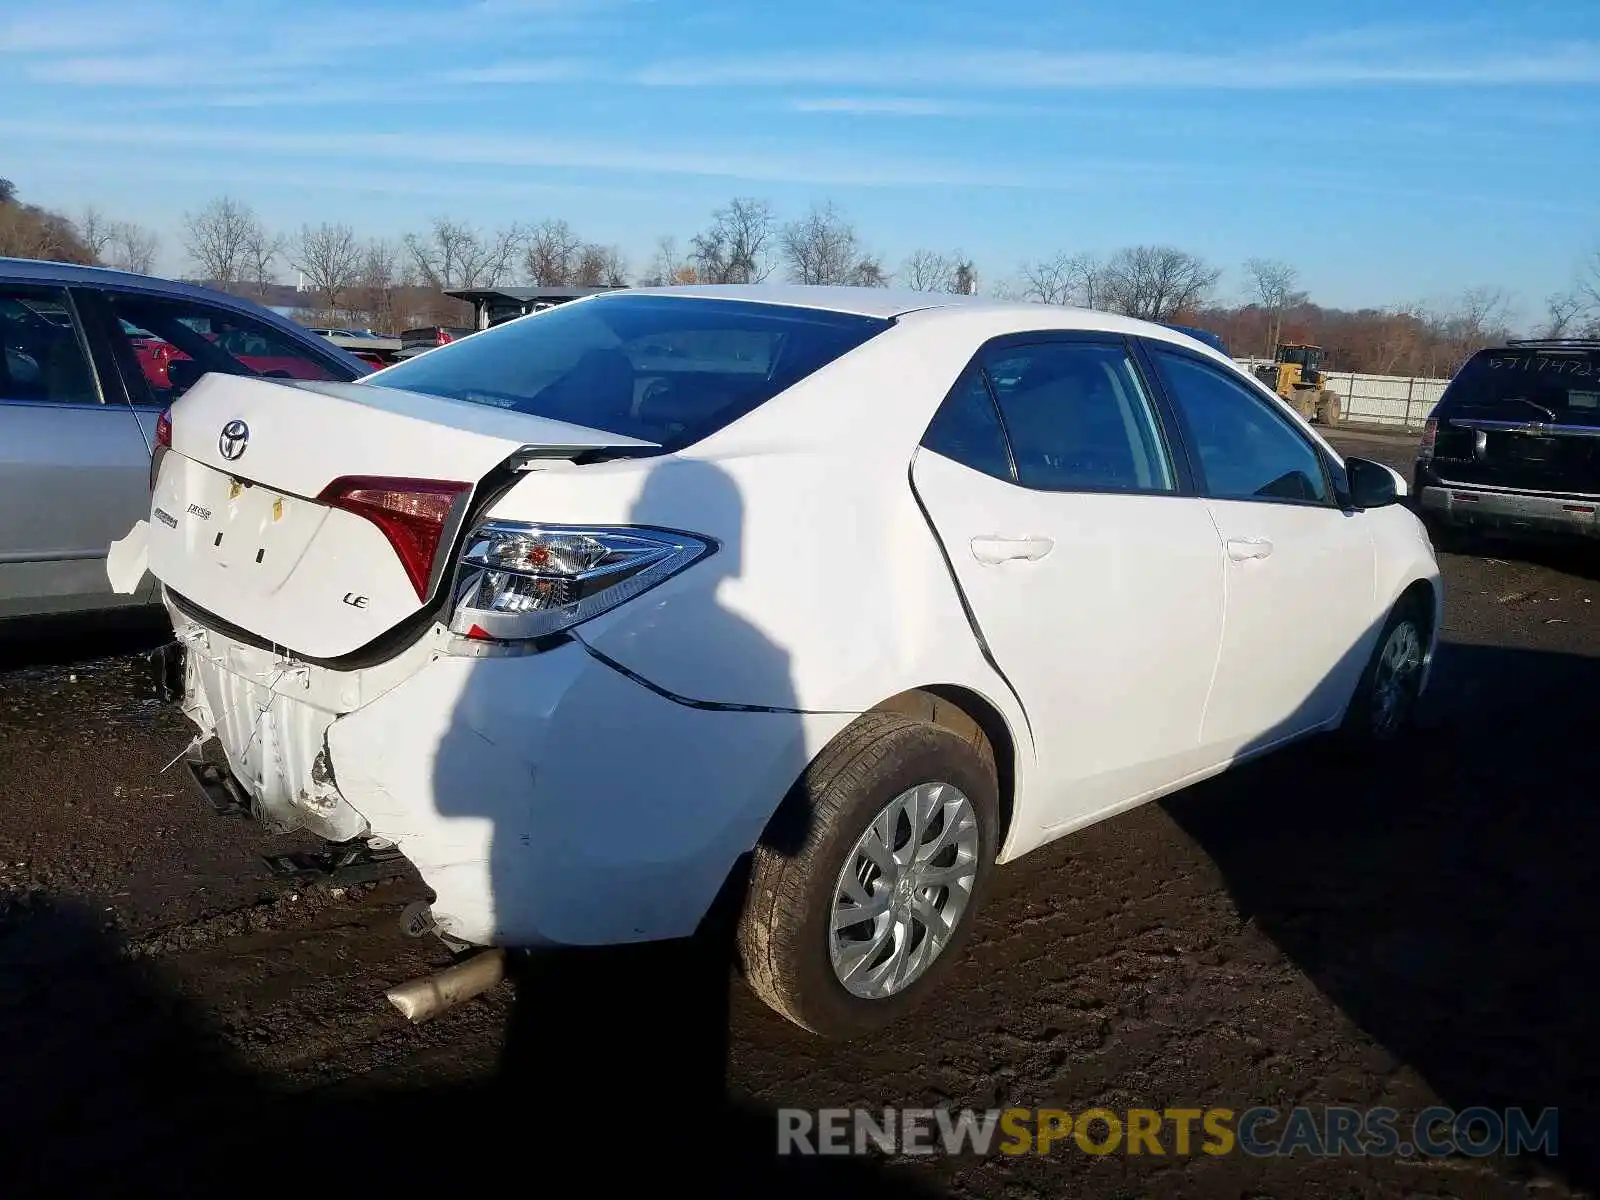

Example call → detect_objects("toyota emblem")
218 419 249 462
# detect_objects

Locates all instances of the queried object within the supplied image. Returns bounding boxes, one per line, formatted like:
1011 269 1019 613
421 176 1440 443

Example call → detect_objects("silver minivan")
0 258 368 621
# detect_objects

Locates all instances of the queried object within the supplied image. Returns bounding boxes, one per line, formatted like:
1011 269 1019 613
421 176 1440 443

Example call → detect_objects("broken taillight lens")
318 476 470 600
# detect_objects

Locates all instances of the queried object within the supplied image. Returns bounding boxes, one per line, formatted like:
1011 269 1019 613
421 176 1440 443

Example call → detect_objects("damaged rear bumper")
163 596 851 950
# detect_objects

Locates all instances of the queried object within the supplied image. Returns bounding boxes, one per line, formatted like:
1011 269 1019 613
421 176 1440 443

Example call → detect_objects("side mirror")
1347 456 1403 509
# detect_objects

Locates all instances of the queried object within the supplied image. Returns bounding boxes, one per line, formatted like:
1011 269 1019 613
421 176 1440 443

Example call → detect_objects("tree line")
3 175 1596 378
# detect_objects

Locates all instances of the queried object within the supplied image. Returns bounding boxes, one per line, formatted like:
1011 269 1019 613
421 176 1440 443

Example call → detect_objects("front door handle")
970 535 1054 565
1225 536 1274 562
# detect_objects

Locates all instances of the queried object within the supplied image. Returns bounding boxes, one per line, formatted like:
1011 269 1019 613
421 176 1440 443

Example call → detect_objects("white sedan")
114 285 1441 1037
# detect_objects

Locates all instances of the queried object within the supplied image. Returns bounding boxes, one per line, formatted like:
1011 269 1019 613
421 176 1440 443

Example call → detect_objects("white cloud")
0 118 1024 189
437 59 593 83
635 41 1600 91
789 96 1056 117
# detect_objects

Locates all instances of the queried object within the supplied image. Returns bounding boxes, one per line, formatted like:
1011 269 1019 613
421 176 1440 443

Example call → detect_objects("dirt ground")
2 431 1596 1198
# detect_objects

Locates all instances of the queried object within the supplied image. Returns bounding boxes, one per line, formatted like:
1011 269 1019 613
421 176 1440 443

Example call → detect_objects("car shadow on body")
0 459 939 1198
429 457 937 1194
1162 638 1600 1189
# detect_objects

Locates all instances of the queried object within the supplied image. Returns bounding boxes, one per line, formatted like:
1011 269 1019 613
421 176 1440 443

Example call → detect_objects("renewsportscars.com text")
778 1105 1559 1159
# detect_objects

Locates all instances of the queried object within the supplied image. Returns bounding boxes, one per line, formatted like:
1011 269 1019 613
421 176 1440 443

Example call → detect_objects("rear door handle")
970 535 1054 565
1225 537 1274 562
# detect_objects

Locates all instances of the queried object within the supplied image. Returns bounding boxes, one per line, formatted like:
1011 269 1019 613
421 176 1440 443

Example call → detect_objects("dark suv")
1414 339 1600 544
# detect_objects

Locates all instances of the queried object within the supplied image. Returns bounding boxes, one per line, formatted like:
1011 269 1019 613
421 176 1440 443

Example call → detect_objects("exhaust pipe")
386 948 507 1023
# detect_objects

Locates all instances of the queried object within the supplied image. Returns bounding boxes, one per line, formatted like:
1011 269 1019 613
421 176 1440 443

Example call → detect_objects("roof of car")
0 256 240 299
604 284 1236 356
0 256 370 371
612 283 993 319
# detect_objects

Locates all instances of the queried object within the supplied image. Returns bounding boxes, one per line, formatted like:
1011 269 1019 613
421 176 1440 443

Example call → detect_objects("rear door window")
103 294 350 405
369 295 890 450
0 287 99 405
981 340 1174 493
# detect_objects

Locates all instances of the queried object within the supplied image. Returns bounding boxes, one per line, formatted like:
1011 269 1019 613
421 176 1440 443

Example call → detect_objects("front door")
1144 343 1377 759
911 337 1226 836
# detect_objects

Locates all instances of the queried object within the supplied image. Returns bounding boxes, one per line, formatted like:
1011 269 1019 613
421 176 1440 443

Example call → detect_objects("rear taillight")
149 408 172 491
437 330 451 345
448 522 712 644
1418 417 1438 465
318 477 470 600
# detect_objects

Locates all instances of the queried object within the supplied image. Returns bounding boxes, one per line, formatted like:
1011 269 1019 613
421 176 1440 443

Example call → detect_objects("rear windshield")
1442 348 1600 423
368 295 891 449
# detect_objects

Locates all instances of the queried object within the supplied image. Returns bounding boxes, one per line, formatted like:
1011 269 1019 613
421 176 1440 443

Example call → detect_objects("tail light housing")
318 477 471 600
1417 417 1438 466
149 407 172 490
449 522 711 643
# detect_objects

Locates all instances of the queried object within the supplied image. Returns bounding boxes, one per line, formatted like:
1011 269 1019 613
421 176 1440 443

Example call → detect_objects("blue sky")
1 0 1597 317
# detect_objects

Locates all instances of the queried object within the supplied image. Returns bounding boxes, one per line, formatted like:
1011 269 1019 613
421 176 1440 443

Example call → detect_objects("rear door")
1426 347 1600 494
0 283 153 618
1143 342 1376 756
911 335 1226 835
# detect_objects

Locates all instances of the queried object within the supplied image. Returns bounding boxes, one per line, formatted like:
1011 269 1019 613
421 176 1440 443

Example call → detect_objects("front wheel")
1341 600 1429 745
736 711 998 1038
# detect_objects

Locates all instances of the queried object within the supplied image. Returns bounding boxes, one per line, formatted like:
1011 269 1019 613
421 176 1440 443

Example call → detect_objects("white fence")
1235 357 1449 430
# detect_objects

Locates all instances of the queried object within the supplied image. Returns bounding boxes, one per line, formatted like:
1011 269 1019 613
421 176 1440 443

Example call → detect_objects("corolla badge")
218 419 250 461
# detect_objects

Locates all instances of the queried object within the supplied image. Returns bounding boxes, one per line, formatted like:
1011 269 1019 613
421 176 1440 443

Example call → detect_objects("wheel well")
870 686 1017 853
1397 578 1437 643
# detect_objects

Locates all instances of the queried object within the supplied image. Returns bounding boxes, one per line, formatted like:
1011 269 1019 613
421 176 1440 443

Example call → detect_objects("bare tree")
181 196 263 284
240 224 285 298
1018 252 1105 307
290 222 363 317
0 179 16 206
523 218 583 285
640 235 691 286
1019 254 1075 305
350 239 406 332
901 249 953 292
689 197 775 284
780 202 884 286
403 217 522 291
1101 246 1222 321
574 243 627 287
1243 258 1307 355
1538 291 1583 338
76 207 115 260
107 221 159 274
949 255 978 296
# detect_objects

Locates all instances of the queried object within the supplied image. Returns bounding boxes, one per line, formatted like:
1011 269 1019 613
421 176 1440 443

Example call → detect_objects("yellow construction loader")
1253 343 1341 424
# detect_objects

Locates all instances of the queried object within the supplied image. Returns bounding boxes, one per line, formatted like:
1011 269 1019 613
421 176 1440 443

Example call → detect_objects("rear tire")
736 711 999 1038
1340 597 1429 747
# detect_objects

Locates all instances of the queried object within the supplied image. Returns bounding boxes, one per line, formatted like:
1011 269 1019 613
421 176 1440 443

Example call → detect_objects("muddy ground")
2 431 1597 1198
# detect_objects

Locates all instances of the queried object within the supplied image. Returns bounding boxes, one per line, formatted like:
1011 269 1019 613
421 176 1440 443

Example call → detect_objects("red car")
124 322 360 391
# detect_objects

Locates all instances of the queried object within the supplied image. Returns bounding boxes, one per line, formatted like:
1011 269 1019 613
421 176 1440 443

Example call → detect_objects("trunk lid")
1429 348 1600 494
146 372 654 660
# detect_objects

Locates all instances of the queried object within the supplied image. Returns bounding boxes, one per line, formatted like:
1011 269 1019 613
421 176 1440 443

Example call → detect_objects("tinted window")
0 288 97 404
981 341 1173 492
370 295 890 450
1441 348 1600 424
920 367 1013 481
1152 349 1330 504
105 295 348 405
